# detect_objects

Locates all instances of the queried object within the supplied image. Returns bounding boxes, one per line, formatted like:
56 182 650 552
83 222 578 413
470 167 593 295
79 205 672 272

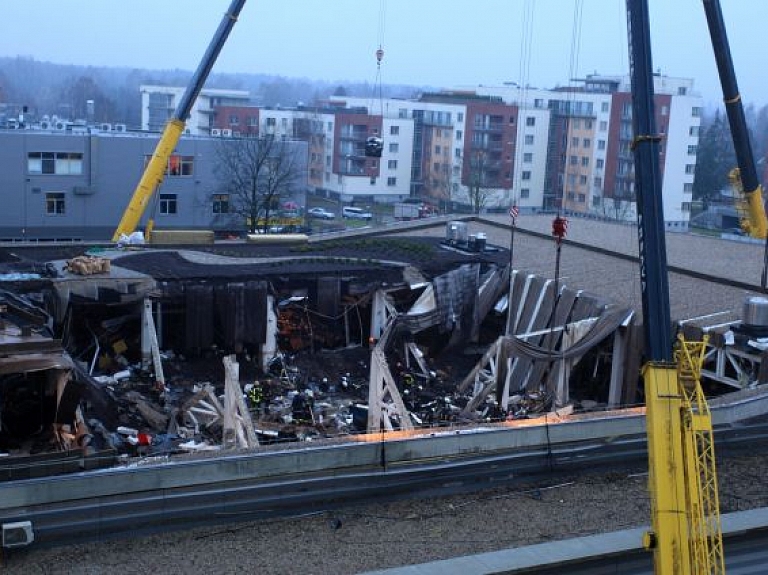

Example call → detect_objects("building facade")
0 128 307 241
140 85 251 135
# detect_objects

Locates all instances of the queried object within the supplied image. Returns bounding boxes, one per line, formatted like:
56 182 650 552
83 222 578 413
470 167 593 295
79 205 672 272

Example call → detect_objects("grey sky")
2 1 766 107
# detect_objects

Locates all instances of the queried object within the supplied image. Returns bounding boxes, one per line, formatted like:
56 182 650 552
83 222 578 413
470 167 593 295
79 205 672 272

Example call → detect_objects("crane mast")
112 0 247 242
625 0 724 573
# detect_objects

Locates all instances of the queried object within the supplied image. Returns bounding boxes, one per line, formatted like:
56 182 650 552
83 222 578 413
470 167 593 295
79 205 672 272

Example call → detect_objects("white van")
342 206 373 221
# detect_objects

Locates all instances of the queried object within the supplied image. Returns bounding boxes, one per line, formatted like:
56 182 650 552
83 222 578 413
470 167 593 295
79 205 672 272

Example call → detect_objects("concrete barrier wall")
2 392 767 513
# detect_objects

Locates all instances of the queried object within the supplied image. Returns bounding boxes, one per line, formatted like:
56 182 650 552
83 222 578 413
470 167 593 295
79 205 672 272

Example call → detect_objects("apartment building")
141 74 700 228
140 85 250 135
476 74 701 229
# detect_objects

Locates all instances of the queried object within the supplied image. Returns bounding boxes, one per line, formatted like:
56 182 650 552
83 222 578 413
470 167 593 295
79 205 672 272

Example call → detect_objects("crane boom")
112 0 247 242
702 0 768 239
625 1 724 573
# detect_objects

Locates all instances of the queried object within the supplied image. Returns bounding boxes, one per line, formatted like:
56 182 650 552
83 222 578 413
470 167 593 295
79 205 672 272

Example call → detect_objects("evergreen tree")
693 110 735 203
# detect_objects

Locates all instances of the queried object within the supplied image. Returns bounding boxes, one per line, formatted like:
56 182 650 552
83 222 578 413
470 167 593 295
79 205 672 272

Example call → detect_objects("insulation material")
433 264 480 346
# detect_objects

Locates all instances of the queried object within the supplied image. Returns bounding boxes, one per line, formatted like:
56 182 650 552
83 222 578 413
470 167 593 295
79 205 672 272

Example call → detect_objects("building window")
678 86 688 96
599 121 607 131
685 164 696 174
569 155 578 165
578 193 586 203
28 152 83 175
327 121 333 132
594 176 603 188
579 175 588 185
229 115 240 126
521 171 531 181
524 134 534 145
572 119 581 129
212 194 230 214
687 145 698 155
684 183 694 193
433 162 440 172
689 126 700 136
598 140 606 150
434 145 441 154
571 137 579 147
387 177 397 186
681 202 691 212
398 108 408 118
520 188 530 199
526 116 535 127
457 112 464 122
455 148 462 158
390 125 400 135
145 154 194 176
388 159 398 169
266 117 276 127
692 107 702 117
601 102 609 113
247 116 258 127
523 152 533 163
45 192 65 215
168 155 193 176
596 158 604 169
159 193 177 214
389 142 399 153
585 120 593 130
456 130 463 141
582 138 591 148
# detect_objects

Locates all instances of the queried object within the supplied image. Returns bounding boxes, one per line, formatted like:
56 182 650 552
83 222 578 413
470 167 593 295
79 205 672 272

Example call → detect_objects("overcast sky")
2 0 766 107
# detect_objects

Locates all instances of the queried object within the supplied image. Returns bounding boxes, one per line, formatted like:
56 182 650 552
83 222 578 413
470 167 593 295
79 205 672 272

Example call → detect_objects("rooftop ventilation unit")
101 123 112 132
2 521 34 548
39 120 50 130
211 128 222 136
114 124 126 133
222 129 232 137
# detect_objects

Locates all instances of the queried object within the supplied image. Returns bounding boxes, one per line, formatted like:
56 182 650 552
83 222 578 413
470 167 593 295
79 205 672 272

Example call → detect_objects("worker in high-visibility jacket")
246 382 264 410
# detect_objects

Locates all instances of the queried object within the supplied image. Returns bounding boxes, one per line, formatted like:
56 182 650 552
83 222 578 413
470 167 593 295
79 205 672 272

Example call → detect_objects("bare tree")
215 135 304 234
466 150 492 214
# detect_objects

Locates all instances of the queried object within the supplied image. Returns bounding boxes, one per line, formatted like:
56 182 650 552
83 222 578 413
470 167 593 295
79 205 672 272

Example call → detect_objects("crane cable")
545 0 583 393
373 0 386 118
511 0 536 209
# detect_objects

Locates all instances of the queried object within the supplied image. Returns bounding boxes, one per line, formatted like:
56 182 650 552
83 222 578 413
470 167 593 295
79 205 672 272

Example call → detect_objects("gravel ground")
3 449 767 575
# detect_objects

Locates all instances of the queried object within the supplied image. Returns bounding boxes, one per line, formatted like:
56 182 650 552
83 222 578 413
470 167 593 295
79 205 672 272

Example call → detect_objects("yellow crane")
700 0 768 240
625 1 725 572
112 0 247 243
642 335 725 574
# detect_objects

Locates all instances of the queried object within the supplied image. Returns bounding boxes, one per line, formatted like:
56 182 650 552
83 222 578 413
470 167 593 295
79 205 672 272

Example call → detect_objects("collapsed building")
0 227 648 477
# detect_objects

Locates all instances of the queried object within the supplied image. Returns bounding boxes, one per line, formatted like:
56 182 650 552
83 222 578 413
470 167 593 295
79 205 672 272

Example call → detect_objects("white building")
140 85 250 135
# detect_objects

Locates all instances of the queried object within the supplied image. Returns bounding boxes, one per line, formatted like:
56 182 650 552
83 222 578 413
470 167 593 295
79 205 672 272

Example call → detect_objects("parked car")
307 207 336 220
342 206 373 221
